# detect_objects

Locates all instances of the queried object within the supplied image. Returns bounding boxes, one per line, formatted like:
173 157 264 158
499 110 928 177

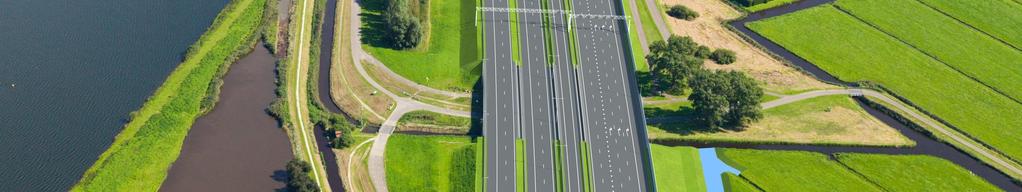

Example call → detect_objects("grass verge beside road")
72 0 265 190
622 0 649 72
650 144 705 192
633 0 662 43
360 0 481 91
396 110 472 134
748 4 1022 163
385 134 478 192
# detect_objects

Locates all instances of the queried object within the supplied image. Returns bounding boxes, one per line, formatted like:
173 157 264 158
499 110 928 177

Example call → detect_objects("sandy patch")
660 0 834 93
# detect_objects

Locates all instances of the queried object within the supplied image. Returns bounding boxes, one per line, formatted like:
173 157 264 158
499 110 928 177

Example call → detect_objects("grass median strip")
579 141 593 192
516 139 528 192
509 0 522 66
72 0 265 190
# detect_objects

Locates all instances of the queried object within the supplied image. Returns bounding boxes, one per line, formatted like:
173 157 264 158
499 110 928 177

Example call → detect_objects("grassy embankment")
328 0 394 125
647 95 912 146
633 0 662 43
649 145 705 192
621 0 649 72
915 0 1022 50
721 173 760 192
71 0 266 190
396 110 472 134
836 0 1022 102
360 0 481 91
835 153 1001 191
718 149 999 191
747 4 1022 163
385 134 478 191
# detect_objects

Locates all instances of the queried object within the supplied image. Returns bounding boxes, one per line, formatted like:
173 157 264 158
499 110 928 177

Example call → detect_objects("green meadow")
71 0 267 190
916 0 1022 49
835 0 1022 101
361 0 481 91
835 153 1000 192
385 134 477 192
747 4 1022 163
717 149 882 192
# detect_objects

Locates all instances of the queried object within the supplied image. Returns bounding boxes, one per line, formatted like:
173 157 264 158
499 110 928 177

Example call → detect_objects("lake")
0 0 228 190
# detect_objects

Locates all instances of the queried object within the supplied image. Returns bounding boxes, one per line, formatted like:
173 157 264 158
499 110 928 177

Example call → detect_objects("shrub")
287 160 320 192
694 45 711 59
667 5 699 21
710 49 737 64
385 0 423 49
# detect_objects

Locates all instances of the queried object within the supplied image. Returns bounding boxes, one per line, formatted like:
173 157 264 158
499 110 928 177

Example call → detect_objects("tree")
286 160 320 192
645 36 706 95
688 71 763 129
667 5 699 21
710 49 736 64
385 0 423 49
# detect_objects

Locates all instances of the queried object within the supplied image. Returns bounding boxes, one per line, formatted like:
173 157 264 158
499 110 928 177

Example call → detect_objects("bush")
667 5 699 21
694 45 711 59
385 0 423 49
710 49 737 64
287 160 320 192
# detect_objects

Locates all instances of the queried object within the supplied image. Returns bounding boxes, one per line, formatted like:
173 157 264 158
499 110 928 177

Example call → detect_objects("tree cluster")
667 5 699 21
315 113 357 149
688 71 763 130
729 0 773 7
286 159 320 192
643 36 735 95
643 35 760 129
385 0 423 49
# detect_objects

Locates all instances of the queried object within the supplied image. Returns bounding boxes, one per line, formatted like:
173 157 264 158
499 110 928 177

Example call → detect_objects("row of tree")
644 35 761 130
287 160 319 192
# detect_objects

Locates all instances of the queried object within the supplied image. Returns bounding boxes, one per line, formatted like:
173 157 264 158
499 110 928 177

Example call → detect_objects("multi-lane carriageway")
481 0 655 191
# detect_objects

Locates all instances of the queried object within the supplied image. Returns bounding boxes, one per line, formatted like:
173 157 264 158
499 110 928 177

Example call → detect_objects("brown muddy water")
161 45 293 191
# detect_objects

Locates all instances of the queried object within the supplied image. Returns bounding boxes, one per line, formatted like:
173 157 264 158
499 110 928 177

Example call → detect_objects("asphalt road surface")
570 0 651 190
516 0 558 190
483 0 521 190
548 0 586 191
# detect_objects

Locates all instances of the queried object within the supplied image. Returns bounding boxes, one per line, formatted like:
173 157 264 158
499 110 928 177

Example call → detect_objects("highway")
569 0 651 190
548 0 586 191
483 0 521 190
516 0 559 191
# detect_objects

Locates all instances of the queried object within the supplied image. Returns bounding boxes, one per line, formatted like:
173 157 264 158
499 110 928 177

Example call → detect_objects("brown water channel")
667 0 1022 190
161 45 293 191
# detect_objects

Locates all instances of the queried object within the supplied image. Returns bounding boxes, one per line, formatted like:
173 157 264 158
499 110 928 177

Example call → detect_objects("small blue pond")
699 148 740 192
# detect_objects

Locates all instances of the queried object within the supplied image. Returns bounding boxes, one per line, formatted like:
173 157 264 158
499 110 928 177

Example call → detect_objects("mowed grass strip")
747 5 1022 163
916 0 1022 49
834 153 1000 192
622 0 649 72
835 0 1022 101
717 149 883 192
650 144 705 192
634 0 663 43
361 0 481 91
71 0 265 191
384 134 477 192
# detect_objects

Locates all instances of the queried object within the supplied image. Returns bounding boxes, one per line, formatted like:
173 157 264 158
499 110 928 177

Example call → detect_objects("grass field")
650 145 705 192
835 153 1000 192
71 0 265 190
835 0 1022 102
721 172 760 192
915 0 1022 49
747 4 1022 162
647 95 910 146
385 134 477 192
743 0 800 12
717 149 883 192
360 0 481 91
